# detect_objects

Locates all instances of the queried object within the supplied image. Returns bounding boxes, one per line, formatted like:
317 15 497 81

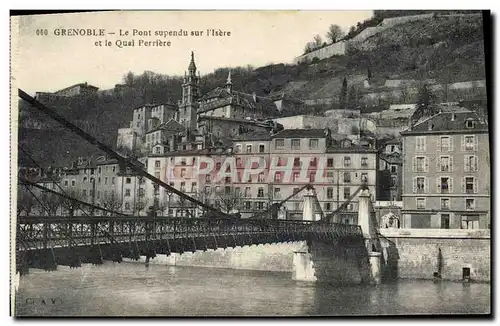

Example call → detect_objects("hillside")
17 12 488 168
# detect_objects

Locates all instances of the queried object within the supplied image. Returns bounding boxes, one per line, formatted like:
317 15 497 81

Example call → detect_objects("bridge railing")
16 216 363 251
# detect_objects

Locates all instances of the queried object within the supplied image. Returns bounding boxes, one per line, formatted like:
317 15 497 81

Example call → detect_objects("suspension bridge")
15 89 376 281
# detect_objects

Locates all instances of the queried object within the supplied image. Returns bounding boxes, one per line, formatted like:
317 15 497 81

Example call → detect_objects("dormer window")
466 119 475 129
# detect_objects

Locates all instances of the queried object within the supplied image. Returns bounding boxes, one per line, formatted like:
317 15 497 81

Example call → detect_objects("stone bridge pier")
293 188 382 285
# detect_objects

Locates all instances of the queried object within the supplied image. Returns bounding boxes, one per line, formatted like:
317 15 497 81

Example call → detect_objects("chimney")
428 120 433 131
451 113 456 121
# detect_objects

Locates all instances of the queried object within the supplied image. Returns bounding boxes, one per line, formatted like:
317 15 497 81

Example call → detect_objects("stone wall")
294 41 347 64
379 229 490 282
141 241 309 272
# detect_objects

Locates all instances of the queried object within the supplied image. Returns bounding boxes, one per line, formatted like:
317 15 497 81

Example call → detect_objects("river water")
14 261 490 316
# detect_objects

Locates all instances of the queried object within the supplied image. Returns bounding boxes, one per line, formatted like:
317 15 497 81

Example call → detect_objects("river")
14 261 490 316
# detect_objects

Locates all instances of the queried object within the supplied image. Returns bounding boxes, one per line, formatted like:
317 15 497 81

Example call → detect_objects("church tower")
178 51 200 130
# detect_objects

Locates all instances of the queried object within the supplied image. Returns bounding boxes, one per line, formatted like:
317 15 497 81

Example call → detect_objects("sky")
11 10 373 95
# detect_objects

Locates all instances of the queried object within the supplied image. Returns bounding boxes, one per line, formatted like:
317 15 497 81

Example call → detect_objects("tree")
347 85 359 111
61 189 84 216
133 198 148 216
217 190 243 214
17 187 37 216
412 83 438 124
339 77 348 110
313 34 323 48
326 24 344 43
100 191 122 215
39 192 63 216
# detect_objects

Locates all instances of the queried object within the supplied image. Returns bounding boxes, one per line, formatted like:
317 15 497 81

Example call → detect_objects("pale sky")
12 10 372 95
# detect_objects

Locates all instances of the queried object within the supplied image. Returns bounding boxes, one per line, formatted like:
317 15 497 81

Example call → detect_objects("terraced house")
401 108 490 229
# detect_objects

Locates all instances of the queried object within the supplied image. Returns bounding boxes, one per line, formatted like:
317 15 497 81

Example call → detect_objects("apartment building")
401 109 490 229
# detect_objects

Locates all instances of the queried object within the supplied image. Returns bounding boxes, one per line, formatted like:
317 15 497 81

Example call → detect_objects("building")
401 109 490 229
35 82 99 101
377 138 402 201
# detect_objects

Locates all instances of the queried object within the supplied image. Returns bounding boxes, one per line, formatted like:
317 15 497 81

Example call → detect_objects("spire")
188 51 196 75
225 69 233 93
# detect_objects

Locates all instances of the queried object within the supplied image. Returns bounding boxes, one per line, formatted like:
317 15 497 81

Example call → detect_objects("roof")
198 87 279 115
148 147 230 158
379 152 402 164
384 138 401 145
146 119 185 134
402 111 489 135
231 131 273 141
272 128 328 139
197 115 275 128
132 102 178 111
54 82 99 94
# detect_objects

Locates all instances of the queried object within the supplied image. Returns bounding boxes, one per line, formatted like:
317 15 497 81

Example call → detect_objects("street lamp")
90 177 96 215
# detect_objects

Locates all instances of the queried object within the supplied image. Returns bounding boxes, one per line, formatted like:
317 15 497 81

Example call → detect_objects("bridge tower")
358 188 382 284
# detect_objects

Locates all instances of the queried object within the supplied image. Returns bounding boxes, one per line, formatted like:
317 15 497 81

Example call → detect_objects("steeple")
225 70 232 93
188 51 197 75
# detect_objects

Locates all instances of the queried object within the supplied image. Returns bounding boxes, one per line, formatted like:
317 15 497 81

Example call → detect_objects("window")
259 144 265 153
310 157 317 167
361 157 368 167
274 188 281 199
205 175 211 183
257 188 264 197
64 180 68 186
292 172 299 182
275 139 284 149
465 198 475 210
204 186 211 195
154 172 160 179
246 145 252 153
235 144 242 153
294 201 301 211
440 177 450 194
343 156 351 167
466 120 475 129
126 178 131 184
258 173 265 182
343 187 350 200
327 187 333 199
291 139 301 150
416 198 426 209
104 177 108 185
326 172 334 179
125 189 131 197
274 172 282 183
155 160 161 168
327 158 334 167
465 155 478 172
439 156 451 172
83 177 87 183
416 136 426 152
441 214 450 229
309 139 319 149
391 165 397 173
82 189 87 197
215 186 222 194
325 203 332 211
191 182 197 193
461 214 479 229
416 177 425 193
225 186 231 195
465 177 475 194
390 176 397 187
96 191 101 199
98 177 101 184
343 172 351 183
112 166 116 173
180 182 186 192
139 188 145 197
415 156 426 172
441 198 450 210
245 187 251 197
440 136 450 151
71 180 75 187
309 173 315 183
293 187 300 194
361 173 368 183
125 202 130 210
244 202 251 210
98 167 102 174
256 202 264 210
464 135 475 151
216 162 221 170
225 177 231 184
